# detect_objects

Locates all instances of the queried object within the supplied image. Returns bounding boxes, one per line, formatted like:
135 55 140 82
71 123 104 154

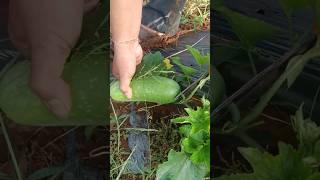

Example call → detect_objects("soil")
0 119 107 179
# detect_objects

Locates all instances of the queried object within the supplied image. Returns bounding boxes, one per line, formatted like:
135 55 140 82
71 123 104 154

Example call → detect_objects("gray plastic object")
142 0 187 35
126 103 150 174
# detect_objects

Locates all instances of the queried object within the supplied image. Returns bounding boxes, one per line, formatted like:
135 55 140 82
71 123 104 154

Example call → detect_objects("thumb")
119 73 133 99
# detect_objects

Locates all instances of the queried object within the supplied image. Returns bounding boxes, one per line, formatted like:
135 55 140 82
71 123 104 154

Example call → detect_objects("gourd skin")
110 76 180 104
0 53 107 126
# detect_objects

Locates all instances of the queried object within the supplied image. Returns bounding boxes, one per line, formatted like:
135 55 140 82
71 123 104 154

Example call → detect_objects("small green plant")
156 98 210 180
215 106 320 180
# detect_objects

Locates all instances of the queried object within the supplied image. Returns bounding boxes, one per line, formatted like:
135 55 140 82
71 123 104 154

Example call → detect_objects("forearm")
110 0 143 42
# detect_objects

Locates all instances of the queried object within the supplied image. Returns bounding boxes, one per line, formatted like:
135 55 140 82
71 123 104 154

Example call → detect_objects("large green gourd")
0 53 107 126
110 76 180 104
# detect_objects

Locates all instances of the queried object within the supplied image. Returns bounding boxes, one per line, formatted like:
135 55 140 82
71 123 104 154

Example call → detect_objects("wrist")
112 39 140 53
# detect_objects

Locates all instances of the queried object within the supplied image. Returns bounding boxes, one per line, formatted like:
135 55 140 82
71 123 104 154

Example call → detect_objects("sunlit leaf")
156 150 207 180
171 57 197 76
186 45 209 65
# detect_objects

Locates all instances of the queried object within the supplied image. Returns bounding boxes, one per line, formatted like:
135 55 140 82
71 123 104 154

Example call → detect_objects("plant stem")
238 41 320 130
248 49 257 75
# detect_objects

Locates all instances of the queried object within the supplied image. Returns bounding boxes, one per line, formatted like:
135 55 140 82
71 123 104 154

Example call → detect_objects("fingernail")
45 99 69 119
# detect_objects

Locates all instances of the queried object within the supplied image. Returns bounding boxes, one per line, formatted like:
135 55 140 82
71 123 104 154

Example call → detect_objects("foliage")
134 52 168 79
156 98 210 180
214 0 279 74
156 150 207 180
215 107 320 180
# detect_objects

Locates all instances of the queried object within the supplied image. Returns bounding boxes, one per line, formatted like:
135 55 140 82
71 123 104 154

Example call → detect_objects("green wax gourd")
110 76 180 104
0 53 107 126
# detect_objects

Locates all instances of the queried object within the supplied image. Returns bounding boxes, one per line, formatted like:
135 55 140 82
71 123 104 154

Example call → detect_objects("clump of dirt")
140 21 210 52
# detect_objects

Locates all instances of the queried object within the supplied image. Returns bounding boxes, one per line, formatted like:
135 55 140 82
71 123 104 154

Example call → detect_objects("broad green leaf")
186 45 209 65
172 100 210 134
135 52 166 78
182 130 208 153
182 137 202 153
236 142 314 180
179 125 192 137
171 57 197 76
218 7 278 48
190 142 210 171
169 98 210 179
156 150 207 180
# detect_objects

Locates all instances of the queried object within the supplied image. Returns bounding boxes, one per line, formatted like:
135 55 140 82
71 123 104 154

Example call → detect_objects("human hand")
112 40 143 99
8 0 98 119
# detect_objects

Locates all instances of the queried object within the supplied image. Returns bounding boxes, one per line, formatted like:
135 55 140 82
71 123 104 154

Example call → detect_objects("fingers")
112 61 119 79
30 42 72 119
135 44 143 65
30 76 71 119
119 72 133 99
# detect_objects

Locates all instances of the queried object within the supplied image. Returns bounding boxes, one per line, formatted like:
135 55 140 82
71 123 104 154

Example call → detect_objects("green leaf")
181 130 207 153
156 150 207 180
190 142 210 170
174 105 210 134
135 52 166 78
182 137 201 153
218 7 278 48
236 142 314 180
186 45 209 65
166 99 210 179
291 105 320 155
171 57 197 76
285 55 307 87
179 125 192 137
216 142 318 179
